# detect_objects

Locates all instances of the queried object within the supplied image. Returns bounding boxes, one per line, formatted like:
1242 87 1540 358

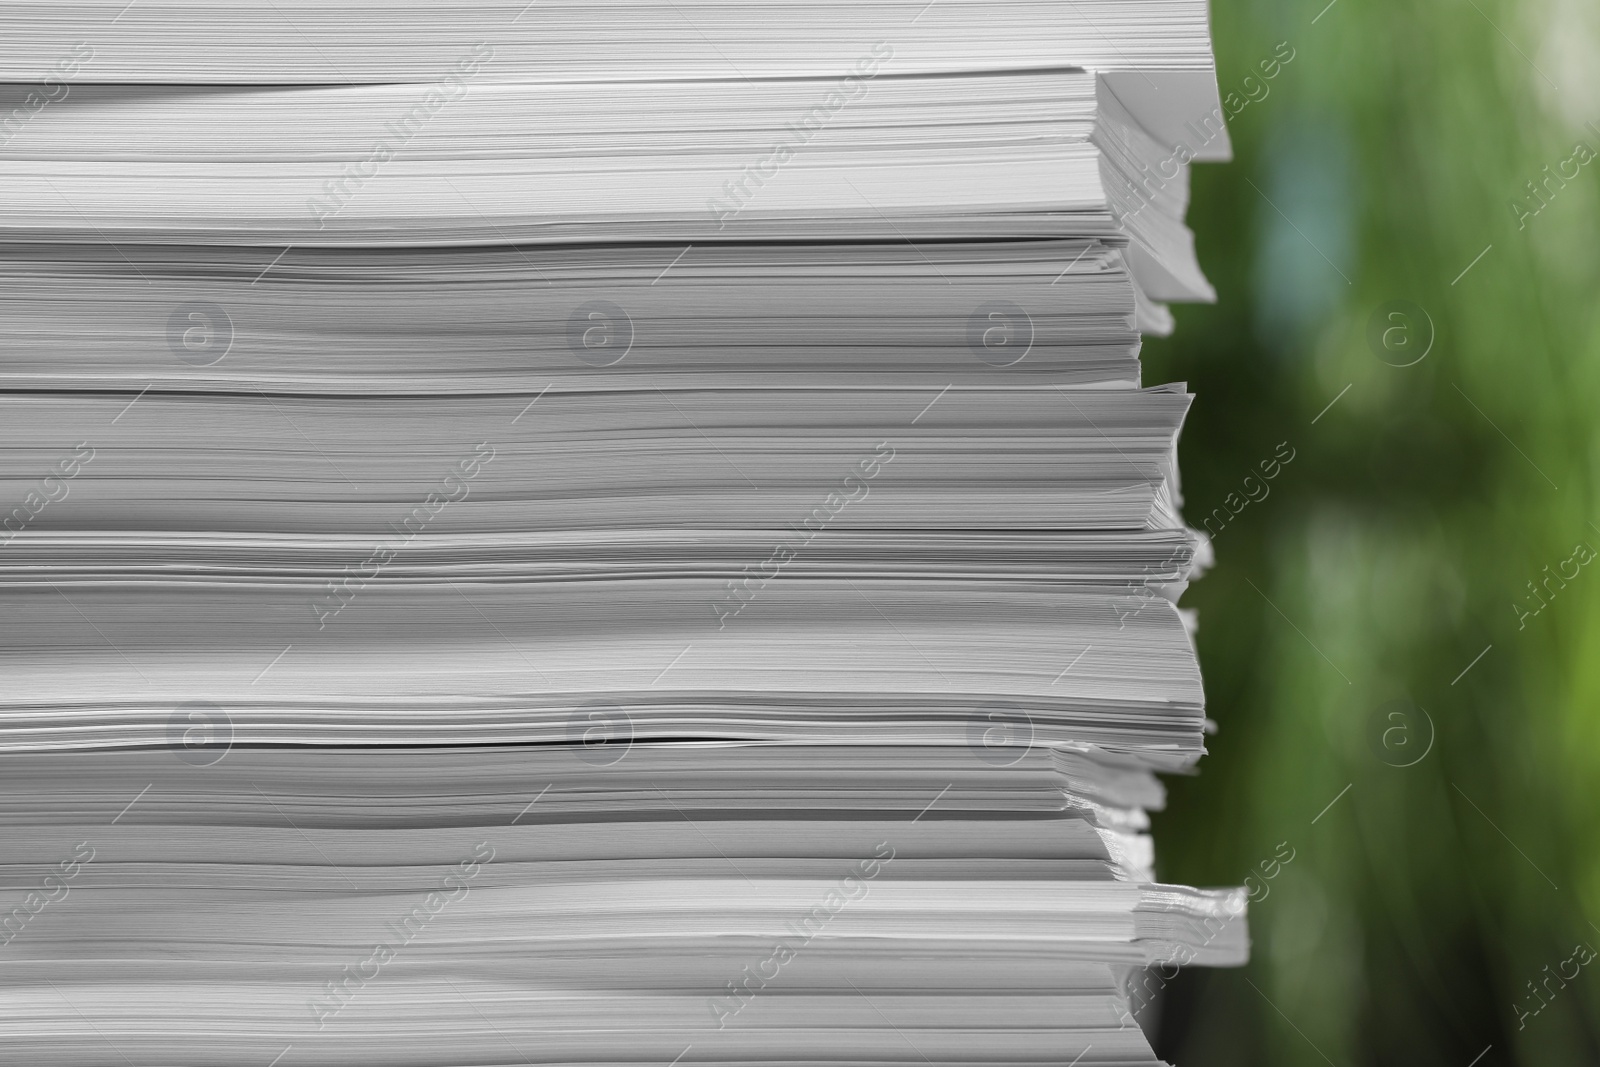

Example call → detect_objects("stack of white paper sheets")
0 0 1230 158
0 746 1246 1065
0 2 1243 1064
0 71 1212 308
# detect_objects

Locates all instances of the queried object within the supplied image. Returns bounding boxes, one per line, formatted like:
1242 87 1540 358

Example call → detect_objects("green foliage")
1148 0 1600 1062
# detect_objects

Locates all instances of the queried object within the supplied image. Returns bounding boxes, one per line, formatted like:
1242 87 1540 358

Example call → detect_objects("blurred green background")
1146 0 1600 1063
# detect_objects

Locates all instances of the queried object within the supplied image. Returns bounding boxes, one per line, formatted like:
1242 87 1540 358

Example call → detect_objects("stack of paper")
0 2 1244 1064
0 745 1246 1064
